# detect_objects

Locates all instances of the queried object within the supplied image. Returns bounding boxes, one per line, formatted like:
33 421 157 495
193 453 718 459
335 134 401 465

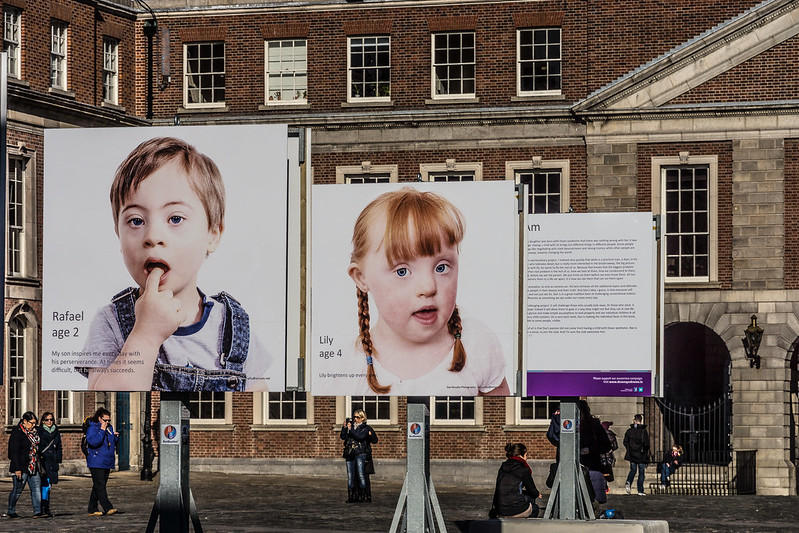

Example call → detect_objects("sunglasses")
43 418 54 422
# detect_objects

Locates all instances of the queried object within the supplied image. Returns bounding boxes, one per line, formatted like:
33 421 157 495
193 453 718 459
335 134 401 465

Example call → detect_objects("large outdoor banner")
311 181 517 396
525 212 656 396
43 125 288 392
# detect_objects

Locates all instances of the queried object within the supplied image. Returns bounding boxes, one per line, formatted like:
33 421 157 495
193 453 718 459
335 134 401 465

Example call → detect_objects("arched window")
6 305 38 422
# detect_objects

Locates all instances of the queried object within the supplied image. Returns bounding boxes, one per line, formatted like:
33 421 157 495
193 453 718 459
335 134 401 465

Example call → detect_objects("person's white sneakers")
637 492 647 496
625 483 631 494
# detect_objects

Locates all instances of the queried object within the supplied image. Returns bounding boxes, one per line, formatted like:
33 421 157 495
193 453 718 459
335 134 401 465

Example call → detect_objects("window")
432 32 475 98
184 42 225 108
55 391 74 424
7 306 37 423
8 317 26 421
348 36 390 101
7 157 24 276
518 28 561 95
4 7 21 78
50 21 67 89
419 160 482 181
336 161 398 184
518 397 559 423
102 38 119 105
651 155 718 283
187 392 231 423
348 396 391 424
267 391 307 422
266 39 307 104
432 396 475 423
507 159 570 214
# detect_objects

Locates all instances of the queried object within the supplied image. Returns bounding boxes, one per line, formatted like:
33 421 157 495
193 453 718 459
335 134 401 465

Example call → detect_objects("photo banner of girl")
311 181 517 397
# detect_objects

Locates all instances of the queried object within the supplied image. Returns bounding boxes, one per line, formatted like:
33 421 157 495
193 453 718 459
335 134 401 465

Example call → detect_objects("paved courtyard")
0 470 796 532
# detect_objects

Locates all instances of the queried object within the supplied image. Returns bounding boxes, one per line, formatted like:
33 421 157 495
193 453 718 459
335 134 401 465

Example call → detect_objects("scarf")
41 423 57 434
508 455 532 475
22 423 40 475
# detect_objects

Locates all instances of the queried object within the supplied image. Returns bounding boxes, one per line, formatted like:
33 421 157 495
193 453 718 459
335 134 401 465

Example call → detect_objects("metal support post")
389 397 447 533
543 399 594 520
146 394 203 533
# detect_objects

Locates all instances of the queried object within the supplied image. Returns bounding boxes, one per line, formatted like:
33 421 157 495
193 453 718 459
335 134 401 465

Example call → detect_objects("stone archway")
664 321 731 406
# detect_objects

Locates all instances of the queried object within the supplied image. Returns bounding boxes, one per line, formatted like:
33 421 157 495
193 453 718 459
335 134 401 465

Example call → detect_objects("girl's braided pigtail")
447 305 466 372
356 288 391 394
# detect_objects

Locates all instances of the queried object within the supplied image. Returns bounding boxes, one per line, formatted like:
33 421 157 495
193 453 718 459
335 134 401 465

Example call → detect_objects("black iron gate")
644 395 755 495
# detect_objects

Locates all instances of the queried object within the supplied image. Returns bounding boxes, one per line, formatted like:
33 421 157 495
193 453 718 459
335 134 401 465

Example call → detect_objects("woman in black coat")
339 409 378 503
489 443 541 519
37 411 62 517
5 411 42 518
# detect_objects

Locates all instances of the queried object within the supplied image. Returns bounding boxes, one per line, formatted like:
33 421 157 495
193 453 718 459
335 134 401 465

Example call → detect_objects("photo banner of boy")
42 125 289 392
311 181 517 397
525 212 657 397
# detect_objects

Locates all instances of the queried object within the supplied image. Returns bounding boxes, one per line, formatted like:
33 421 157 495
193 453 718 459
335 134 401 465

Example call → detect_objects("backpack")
80 416 91 456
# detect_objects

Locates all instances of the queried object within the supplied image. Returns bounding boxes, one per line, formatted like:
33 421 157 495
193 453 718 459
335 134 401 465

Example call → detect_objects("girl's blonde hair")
350 187 466 394
353 409 367 424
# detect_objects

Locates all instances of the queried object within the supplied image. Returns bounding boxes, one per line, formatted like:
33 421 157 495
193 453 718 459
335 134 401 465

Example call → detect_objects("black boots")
345 488 356 503
42 499 52 517
345 485 372 503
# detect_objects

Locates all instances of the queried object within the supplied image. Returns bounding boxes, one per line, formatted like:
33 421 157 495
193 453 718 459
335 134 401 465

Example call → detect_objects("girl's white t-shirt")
348 316 506 396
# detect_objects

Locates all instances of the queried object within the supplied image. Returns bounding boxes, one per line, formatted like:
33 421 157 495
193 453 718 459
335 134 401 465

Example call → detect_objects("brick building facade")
3 0 799 495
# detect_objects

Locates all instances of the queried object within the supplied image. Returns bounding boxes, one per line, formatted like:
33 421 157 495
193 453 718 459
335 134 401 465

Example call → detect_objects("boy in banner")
82 137 271 392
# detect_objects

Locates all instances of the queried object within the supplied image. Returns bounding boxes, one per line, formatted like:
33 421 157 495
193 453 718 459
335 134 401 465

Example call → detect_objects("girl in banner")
346 187 509 396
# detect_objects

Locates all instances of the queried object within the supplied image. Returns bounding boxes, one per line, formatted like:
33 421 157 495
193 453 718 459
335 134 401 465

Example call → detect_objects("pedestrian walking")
623 414 650 496
37 412 62 517
600 420 618 483
340 409 378 503
5 411 43 518
85 408 119 516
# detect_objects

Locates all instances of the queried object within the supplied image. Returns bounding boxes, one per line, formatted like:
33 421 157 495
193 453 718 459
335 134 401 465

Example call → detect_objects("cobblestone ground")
0 471 796 532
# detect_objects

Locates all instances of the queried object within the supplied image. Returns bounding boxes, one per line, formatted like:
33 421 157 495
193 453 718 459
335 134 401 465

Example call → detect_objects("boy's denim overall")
112 287 249 391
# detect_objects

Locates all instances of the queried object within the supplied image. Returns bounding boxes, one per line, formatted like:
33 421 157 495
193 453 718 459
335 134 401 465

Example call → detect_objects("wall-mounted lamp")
742 314 763 369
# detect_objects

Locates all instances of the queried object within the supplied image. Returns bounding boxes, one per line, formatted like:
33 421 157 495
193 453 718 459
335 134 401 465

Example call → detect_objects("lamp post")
742 314 763 369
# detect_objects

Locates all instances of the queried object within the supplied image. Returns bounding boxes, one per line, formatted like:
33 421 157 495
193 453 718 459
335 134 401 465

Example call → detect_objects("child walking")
347 187 509 396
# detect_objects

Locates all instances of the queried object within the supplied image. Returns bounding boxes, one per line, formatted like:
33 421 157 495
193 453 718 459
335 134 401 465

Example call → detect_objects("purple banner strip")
527 371 651 397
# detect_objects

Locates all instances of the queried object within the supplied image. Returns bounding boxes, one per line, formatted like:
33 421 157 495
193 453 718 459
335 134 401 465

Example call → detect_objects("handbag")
343 441 361 461
364 455 375 475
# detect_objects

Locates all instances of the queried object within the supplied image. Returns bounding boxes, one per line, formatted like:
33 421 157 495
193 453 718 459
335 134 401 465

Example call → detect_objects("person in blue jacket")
85 408 119 516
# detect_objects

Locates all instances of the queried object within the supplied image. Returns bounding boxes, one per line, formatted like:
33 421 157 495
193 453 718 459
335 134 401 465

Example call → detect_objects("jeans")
88 468 113 513
7 472 41 515
345 455 367 490
626 462 646 493
661 463 674 484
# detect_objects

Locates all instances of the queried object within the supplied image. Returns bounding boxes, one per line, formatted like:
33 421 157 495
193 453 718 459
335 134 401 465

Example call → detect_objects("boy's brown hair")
110 136 225 233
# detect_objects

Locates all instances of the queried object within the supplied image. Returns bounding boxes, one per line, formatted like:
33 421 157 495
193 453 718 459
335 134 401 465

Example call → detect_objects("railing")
644 396 736 495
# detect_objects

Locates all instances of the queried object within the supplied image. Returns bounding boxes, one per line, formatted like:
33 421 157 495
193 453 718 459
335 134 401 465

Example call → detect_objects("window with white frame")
266 39 307 104
187 392 230 423
266 391 308 422
50 20 67 90
507 159 570 214
348 396 391 423
432 396 475 423
651 155 717 283
103 38 119 105
419 160 482 181
348 36 390 101
517 28 561 96
7 307 37 423
4 7 21 79
518 396 559 423
184 42 225 108
8 317 26 421
336 161 398 184
7 156 29 277
55 391 73 424
432 32 475 98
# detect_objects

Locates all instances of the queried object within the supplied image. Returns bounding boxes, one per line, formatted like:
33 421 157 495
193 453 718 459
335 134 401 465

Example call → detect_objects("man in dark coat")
623 413 650 496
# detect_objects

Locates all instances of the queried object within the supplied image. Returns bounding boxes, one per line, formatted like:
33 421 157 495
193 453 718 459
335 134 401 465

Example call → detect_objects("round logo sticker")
164 425 177 440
